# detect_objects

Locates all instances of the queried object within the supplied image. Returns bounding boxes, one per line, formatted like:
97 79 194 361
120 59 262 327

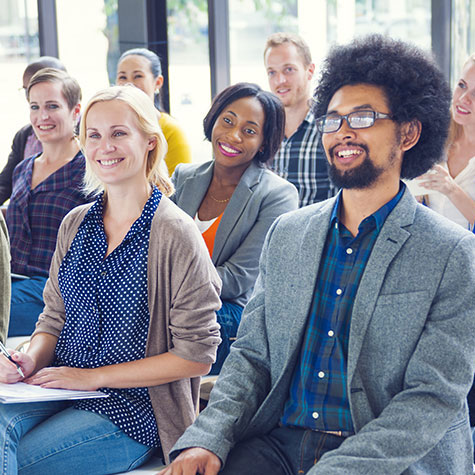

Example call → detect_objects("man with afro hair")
161 35 475 475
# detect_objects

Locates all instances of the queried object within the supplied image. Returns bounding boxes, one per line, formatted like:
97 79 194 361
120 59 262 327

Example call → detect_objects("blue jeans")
209 301 243 375
221 425 346 474
8 276 48 337
0 401 154 474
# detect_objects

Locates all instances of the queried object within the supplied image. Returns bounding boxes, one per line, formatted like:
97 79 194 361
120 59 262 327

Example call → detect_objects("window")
167 0 212 163
229 0 431 91
0 0 39 168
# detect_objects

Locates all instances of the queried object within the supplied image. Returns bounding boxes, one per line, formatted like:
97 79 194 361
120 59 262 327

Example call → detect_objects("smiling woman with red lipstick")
172 82 299 374
417 54 475 229
6 68 91 338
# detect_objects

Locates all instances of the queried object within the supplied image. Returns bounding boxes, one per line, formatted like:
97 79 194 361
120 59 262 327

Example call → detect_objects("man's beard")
327 142 398 190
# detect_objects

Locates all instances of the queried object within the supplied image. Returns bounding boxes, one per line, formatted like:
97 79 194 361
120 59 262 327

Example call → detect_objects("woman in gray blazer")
172 83 299 374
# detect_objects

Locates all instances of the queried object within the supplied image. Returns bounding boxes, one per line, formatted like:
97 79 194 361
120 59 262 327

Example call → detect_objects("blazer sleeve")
170 218 281 463
312 232 475 474
0 214 10 343
217 180 298 302
0 125 31 204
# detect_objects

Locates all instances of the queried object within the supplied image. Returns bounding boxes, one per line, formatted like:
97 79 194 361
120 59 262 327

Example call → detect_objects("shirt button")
312 412 319 419
318 371 325 378
346 248 353 254
328 330 335 337
86 346 92 352
336 288 343 295
101 270 107 276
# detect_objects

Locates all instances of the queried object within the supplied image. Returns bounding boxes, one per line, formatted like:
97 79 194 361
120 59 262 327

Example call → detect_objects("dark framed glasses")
316 110 392 133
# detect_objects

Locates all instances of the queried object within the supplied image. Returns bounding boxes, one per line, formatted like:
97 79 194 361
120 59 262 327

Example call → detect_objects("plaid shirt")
24 129 42 160
6 151 89 276
271 109 336 207
281 184 405 432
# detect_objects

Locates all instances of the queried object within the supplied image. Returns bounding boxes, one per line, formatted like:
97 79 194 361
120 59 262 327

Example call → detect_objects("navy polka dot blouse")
55 186 162 448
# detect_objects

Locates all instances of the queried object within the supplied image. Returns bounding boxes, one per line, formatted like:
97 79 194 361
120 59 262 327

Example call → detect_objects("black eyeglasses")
316 110 392 133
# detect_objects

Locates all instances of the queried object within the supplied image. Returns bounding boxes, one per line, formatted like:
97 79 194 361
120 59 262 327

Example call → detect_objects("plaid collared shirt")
6 151 89 276
271 109 336 207
281 184 405 432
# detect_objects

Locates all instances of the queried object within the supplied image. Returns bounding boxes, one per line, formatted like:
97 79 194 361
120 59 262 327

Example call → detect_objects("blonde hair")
79 85 173 197
264 32 312 67
447 53 475 147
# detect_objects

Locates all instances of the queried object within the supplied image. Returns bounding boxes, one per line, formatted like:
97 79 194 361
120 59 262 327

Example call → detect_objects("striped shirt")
6 151 89 276
271 109 336 207
281 184 405 431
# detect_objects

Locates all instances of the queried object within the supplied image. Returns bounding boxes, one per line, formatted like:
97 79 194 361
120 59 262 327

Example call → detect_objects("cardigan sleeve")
0 214 10 343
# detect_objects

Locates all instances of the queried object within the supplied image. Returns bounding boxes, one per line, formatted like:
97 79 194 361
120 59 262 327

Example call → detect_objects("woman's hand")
0 351 35 384
417 165 457 197
24 366 101 391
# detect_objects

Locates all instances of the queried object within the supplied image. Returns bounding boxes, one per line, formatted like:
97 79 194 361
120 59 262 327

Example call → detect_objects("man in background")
264 32 334 207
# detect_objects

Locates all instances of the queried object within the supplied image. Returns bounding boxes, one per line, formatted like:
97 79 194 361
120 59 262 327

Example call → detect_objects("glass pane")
0 0 39 169
167 0 212 163
56 0 116 104
452 0 474 87
229 0 431 91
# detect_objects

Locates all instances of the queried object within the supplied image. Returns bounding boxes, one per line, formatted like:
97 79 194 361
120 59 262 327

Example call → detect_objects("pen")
0 341 25 378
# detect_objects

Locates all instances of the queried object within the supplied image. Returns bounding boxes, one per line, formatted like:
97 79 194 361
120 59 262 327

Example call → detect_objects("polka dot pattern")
55 186 162 448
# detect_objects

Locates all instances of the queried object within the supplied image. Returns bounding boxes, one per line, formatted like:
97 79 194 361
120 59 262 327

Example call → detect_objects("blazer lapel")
347 191 416 380
212 162 261 264
176 162 214 218
281 200 336 368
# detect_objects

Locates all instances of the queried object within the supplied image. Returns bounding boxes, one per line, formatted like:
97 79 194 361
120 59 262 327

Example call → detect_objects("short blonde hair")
79 85 173 197
448 53 475 147
264 32 312 67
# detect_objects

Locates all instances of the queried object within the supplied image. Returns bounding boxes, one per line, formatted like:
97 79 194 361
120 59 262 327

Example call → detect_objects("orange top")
201 213 223 258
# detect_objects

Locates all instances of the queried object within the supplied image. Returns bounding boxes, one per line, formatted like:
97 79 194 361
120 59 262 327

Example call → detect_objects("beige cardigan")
0 213 10 343
33 196 222 462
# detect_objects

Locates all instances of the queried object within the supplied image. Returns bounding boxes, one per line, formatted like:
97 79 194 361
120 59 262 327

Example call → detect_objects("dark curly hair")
203 82 285 165
313 34 451 179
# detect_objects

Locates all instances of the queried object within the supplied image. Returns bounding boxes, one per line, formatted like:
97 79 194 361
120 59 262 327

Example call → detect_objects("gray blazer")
171 160 298 307
172 188 475 474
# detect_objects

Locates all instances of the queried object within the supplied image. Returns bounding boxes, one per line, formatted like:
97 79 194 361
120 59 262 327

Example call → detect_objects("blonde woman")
0 86 221 473
418 54 475 229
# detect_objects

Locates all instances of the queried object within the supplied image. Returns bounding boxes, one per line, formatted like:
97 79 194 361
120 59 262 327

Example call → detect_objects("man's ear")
400 120 422 152
307 62 315 80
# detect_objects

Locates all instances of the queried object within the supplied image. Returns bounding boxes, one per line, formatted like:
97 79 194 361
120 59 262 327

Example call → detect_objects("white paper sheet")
0 382 108 403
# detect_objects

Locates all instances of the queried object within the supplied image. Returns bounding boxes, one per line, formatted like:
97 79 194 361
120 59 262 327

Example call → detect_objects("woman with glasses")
116 48 191 176
415 54 475 230
6 68 91 338
171 82 298 374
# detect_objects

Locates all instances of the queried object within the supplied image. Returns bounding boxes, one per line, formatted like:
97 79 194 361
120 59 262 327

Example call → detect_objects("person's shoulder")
274 198 334 227
62 202 95 224
152 195 196 230
260 167 298 190
174 160 212 180
13 154 36 174
413 203 475 244
159 112 186 136
151 195 203 250
14 123 34 139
